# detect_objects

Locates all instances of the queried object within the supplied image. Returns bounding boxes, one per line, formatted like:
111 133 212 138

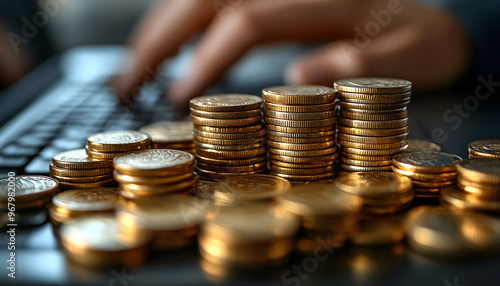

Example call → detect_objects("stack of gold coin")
392 151 462 198
113 149 197 199
60 214 149 269
334 172 413 215
262 85 337 183
0 176 59 212
334 78 411 174
199 202 299 268
50 149 115 190
190 94 266 181
468 139 500 158
139 121 195 153
349 215 405 246
117 195 209 251
49 188 119 227
213 174 291 206
278 184 362 253
85 130 151 161
441 158 500 212
407 139 441 152
405 206 500 258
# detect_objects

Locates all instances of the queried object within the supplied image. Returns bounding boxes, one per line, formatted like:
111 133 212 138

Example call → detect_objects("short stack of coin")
262 85 337 183
392 151 462 198
468 139 500 158
334 78 411 174
117 195 209 251
140 121 195 153
50 149 115 190
334 172 414 215
278 184 362 253
85 130 151 161
199 202 299 268
441 158 500 212
190 94 266 181
0 176 59 212
113 149 197 199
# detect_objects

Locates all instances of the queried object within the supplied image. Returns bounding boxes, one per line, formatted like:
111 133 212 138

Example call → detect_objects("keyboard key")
1 144 40 157
0 155 31 168
24 156 51 174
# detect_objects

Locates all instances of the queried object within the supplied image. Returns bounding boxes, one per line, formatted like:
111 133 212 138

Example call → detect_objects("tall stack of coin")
278 184 362 253
85 130 151 161
117 195 209 251
190 94 266 181
0 176 59 212
468 139 500 158
262 85 337 183
50 149 115 190
334 78 411 174
392 151 462 198
113 149 197 199
139 121 195 154
441 158 500 212
199 202 299 267
334 172 413 215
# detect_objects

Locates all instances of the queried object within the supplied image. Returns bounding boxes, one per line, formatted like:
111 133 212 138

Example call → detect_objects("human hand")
112 0 469 109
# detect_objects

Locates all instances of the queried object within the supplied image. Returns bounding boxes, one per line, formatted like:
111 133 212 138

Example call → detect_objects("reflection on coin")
87 130 151 152
53 149 113 169
334 78 412 94
52 188 119 212
0 175 59 202
215 174 291 203
139 121 194 143
335 172 412 197
190 94 262 112
393 151 462 173
113 149 194 176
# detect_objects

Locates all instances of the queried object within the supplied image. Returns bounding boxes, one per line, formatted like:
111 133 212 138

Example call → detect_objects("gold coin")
189 94 262 112
190 108 261 119
339 118 408 129
215 174 291 203
191 115 261 127
393 151 462 174
457 158 500 184
113 170 193 185
60 215 148 269
350 216 405 246
338 132 408 144
269 159 334 169
268 135 334 144
266 124 334 133
87 130 151 152
457 181 500 200
264 117 336 128
391 165 457 182
269 146 337 157
338 100 410 110
341 106 407 114
119 185 194 199
338 126 409 137
49 163 113 177
338 140 407 150
262 85 336 104
269 164 334 175
267 140 335 151
340 164 392 172
441 186 500 213
341 157 393 167
195 154 266 166
193 180 217 201
52 173 114 183
193 129 266 140
151 142 195 149
269 172 335 181
264 102 336 113
338 96 410 105
120 174 198 195
194 124 263 133
85 147 129 160
196 161 266 173
196 146 266 159
52 188 119 214
0 175 59 202
194 136 265 146
341 145 408 156
0 196 52 211
362 191 414 206
266 129 335 139
113 149 194 176
278 184 362 217
195 141 265 151
468 139 500 158
269 153 338 164
363 201 412 215
413 188 442 195
139 121 194 143
411 179 455 188
263 109 335 121
340 110 407 121
340 152 393 161
53 149 113 169
334 78 412 94
407 139 442 152
196 167 266 181
59 179 116 190
335 172 412 197
337 90 411 100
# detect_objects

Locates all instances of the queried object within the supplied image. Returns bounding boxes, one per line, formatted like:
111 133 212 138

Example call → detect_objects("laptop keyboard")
0 81 185 175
